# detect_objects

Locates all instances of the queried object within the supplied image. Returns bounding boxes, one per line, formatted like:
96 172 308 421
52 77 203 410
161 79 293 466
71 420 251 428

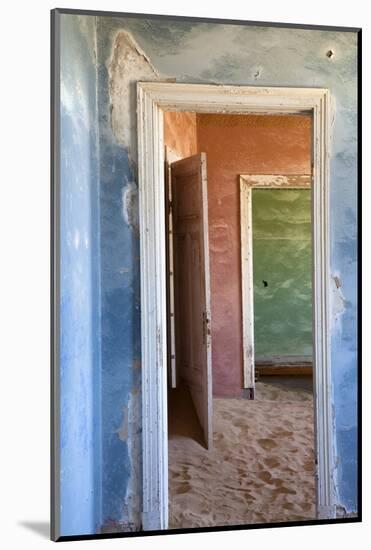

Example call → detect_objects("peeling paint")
113 388 141 528
122 389 141 528
108 31 159 165
122 182 139 231
253 67 262 79
117 405 129 441
243 174 311 188
330 273 346 331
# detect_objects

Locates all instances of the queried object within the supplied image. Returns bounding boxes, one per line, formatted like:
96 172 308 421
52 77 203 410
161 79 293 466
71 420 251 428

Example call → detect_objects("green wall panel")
252 189 312 357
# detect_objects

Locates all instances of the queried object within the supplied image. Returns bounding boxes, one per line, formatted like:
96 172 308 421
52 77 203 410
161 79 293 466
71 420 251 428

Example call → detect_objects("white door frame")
137 82 335 530
240 174 312 392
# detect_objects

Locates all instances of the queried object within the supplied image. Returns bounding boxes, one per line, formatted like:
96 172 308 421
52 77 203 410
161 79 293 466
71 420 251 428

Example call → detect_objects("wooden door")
171 153 213 449
165 147 181 389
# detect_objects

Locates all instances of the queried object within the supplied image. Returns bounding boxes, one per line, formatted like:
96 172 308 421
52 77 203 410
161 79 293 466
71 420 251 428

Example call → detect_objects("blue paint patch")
60 14 102 536
335 427 358 512
96 21 141 525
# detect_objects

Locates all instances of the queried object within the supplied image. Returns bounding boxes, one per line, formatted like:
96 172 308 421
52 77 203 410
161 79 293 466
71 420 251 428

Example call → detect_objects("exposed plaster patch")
242 174 311 188
115 386 141 529
330 273 346 331
122 183 139 232
117 405 129 441
108 31 159 166
331 401 340 508
122 388 141 528
336 505 358 518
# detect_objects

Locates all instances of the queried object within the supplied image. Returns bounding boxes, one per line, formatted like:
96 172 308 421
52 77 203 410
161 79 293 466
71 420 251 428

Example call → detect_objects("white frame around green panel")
240 174 312 391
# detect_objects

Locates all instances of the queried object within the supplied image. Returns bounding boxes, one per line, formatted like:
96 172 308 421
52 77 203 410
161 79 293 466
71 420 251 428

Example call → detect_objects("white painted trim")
137 85 168 530
137 82 334 529
240 174 312 188
240 181 255 390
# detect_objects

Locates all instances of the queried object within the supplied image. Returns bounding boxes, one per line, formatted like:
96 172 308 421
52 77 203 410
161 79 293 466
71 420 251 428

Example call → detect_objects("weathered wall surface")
197 114 311 396
96 22 148 532
59 12 358 530
252 189 312 358
164 113 312 395
164 111 198 158
60 15 101 536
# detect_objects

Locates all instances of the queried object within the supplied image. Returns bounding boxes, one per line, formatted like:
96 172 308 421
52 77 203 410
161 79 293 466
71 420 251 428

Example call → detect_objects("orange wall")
163 111 197 158
164 112 312 397
197 114 311 396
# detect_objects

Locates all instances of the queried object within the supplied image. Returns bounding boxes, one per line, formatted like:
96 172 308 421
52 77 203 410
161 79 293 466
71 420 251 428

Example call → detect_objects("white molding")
137 82 334 529
240 174 312 188
137 84 168 531
240 181 255 390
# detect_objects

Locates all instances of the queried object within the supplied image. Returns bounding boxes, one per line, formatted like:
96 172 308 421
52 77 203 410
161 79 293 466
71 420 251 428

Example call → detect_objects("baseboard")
255 355 312 376
256 365 313 376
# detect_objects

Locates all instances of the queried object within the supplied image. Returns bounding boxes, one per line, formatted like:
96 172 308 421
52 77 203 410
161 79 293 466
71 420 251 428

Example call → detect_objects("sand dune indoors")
168 377 315 528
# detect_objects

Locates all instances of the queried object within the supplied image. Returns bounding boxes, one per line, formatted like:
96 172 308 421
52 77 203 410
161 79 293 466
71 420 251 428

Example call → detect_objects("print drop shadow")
18 521 50 539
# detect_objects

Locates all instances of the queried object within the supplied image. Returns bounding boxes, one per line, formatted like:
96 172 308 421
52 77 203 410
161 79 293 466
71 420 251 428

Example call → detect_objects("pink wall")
197 114 312 396
164 112 311 397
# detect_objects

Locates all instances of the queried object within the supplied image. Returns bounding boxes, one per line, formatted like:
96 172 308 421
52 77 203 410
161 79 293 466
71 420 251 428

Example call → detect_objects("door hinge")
203 312 211 345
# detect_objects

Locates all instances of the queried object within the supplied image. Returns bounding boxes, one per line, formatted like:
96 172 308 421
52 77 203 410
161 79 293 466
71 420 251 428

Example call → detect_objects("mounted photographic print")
51 7 361 541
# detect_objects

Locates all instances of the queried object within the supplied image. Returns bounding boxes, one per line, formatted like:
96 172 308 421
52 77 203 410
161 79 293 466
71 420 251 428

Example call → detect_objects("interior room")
164 111 315 528
56 13 359 537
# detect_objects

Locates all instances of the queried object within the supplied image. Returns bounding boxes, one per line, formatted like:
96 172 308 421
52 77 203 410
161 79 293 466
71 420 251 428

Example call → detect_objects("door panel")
171 153 212 449
164 147 181 388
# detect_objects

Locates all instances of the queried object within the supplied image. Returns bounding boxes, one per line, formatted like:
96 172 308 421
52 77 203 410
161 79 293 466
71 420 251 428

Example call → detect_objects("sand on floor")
168 377 316 529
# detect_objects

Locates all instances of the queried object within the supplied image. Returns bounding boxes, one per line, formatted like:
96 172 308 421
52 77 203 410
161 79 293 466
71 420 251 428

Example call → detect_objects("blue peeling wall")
94 16 358 515
60 15 101 536
59 12 358 534
96 24 142 530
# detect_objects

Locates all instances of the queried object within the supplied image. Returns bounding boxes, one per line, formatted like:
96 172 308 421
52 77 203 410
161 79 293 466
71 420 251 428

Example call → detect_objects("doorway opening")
137 83 334 531
164 111 315 528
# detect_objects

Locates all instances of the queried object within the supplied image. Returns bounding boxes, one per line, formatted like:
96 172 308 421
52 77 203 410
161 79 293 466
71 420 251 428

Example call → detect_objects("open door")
165 147 180 389
171 153 213 449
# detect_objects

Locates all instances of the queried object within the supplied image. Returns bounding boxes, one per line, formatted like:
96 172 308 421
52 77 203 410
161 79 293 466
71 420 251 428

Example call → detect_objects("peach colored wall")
164 112 312 397
164 111 198 158
197 114 312 397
